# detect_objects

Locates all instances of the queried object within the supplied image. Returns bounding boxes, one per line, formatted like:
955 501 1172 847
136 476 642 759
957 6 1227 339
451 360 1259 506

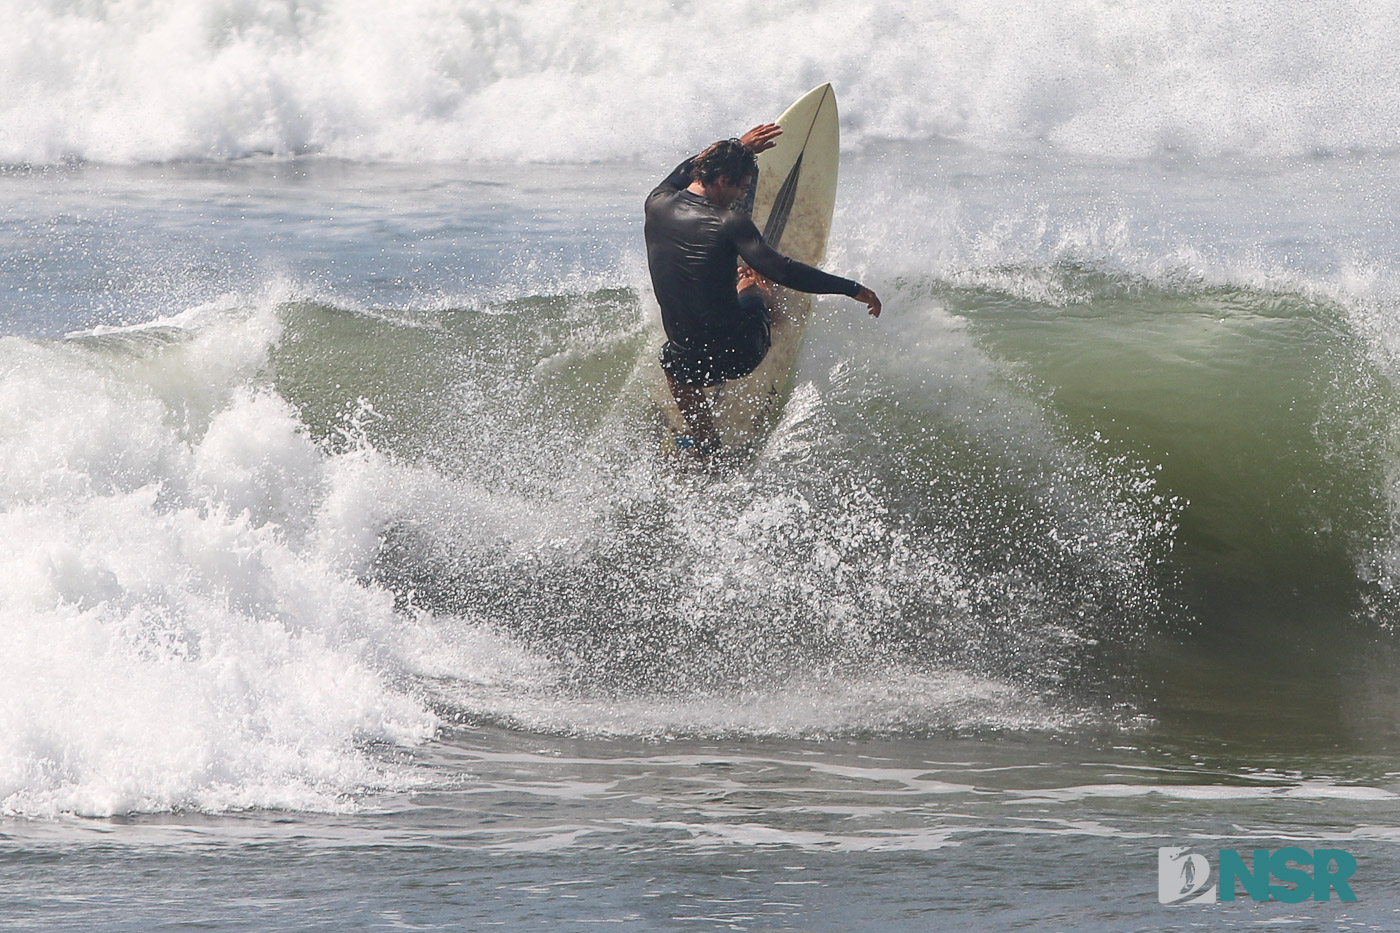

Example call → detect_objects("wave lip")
7 264 1398 815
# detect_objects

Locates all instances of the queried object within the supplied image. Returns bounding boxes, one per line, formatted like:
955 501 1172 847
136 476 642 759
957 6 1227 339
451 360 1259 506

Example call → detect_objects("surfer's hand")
855 286 882 318
738 123 782 154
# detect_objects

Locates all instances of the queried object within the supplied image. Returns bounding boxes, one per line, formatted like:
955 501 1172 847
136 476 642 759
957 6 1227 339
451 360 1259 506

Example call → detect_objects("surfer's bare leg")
666 372 719 454
664 268 773 456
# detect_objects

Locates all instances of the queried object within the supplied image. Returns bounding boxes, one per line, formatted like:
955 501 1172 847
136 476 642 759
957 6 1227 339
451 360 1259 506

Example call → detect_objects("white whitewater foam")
0 302 440 817
427 664 1098 739
2 0 1397 164
0 288 1138 815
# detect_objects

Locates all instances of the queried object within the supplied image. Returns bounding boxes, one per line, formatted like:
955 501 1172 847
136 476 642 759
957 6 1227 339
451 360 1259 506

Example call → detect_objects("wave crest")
4 0 1397 164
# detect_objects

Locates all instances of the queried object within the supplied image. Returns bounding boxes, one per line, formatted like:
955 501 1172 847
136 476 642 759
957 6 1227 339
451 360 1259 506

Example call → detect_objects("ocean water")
5 1 1400 930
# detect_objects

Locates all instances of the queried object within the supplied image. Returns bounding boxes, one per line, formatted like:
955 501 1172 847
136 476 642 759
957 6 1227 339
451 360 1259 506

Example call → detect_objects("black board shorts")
659 291 771 389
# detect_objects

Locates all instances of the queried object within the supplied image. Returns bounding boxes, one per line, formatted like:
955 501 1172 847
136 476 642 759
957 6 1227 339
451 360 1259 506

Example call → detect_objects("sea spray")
4 0 1399 164
276 289 1179 722
1 223 1395 812
0 301 437 817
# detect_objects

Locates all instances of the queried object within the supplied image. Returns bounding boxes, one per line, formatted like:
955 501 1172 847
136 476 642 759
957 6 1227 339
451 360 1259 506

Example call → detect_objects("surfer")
645 124 881 453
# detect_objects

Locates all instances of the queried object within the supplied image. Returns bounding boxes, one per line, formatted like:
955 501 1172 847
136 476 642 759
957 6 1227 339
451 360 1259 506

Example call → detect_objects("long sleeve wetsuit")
645 156 860 387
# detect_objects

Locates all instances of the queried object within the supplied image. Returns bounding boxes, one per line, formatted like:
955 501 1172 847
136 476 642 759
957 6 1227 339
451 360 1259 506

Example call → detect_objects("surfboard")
650 83 841 461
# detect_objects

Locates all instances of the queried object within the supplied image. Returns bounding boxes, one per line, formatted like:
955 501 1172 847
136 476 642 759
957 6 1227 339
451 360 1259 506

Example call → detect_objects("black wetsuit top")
645 157 860 387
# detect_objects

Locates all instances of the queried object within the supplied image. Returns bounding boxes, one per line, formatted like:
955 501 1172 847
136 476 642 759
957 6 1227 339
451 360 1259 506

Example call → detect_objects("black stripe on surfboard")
761 151 802 248
760 84 832 249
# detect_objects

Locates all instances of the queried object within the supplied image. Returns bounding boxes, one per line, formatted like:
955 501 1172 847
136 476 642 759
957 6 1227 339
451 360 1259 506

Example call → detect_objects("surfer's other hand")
738 123 782 153
854 286 882 318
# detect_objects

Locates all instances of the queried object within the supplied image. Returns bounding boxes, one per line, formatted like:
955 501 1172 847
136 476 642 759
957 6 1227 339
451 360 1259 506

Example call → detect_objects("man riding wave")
645 123 880 453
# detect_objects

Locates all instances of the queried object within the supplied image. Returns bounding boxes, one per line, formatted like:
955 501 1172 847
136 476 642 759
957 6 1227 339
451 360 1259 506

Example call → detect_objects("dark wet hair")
691 138 757 186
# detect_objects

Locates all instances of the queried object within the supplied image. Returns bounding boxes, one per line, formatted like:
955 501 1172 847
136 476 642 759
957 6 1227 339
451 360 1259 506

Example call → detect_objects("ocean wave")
4 268 1397 815
3 0 1397 164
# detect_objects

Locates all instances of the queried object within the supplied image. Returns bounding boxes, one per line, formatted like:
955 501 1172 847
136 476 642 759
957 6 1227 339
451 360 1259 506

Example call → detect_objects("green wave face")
936 269 1399 618
27 272 1400 742
261 276 1400 665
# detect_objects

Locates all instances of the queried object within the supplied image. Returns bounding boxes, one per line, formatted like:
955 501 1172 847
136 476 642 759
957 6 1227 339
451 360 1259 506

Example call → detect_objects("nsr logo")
1158 846 1358 904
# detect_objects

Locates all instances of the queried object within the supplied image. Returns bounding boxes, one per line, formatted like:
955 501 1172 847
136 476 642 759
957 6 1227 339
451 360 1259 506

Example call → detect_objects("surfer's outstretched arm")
725 214 881 316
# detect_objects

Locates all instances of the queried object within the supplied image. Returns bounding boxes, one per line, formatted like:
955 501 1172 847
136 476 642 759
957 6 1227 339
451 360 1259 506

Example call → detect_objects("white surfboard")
650 83 841 459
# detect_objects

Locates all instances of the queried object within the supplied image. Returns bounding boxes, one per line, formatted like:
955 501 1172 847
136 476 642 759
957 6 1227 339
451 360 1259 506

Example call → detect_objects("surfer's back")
644 182 748 349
